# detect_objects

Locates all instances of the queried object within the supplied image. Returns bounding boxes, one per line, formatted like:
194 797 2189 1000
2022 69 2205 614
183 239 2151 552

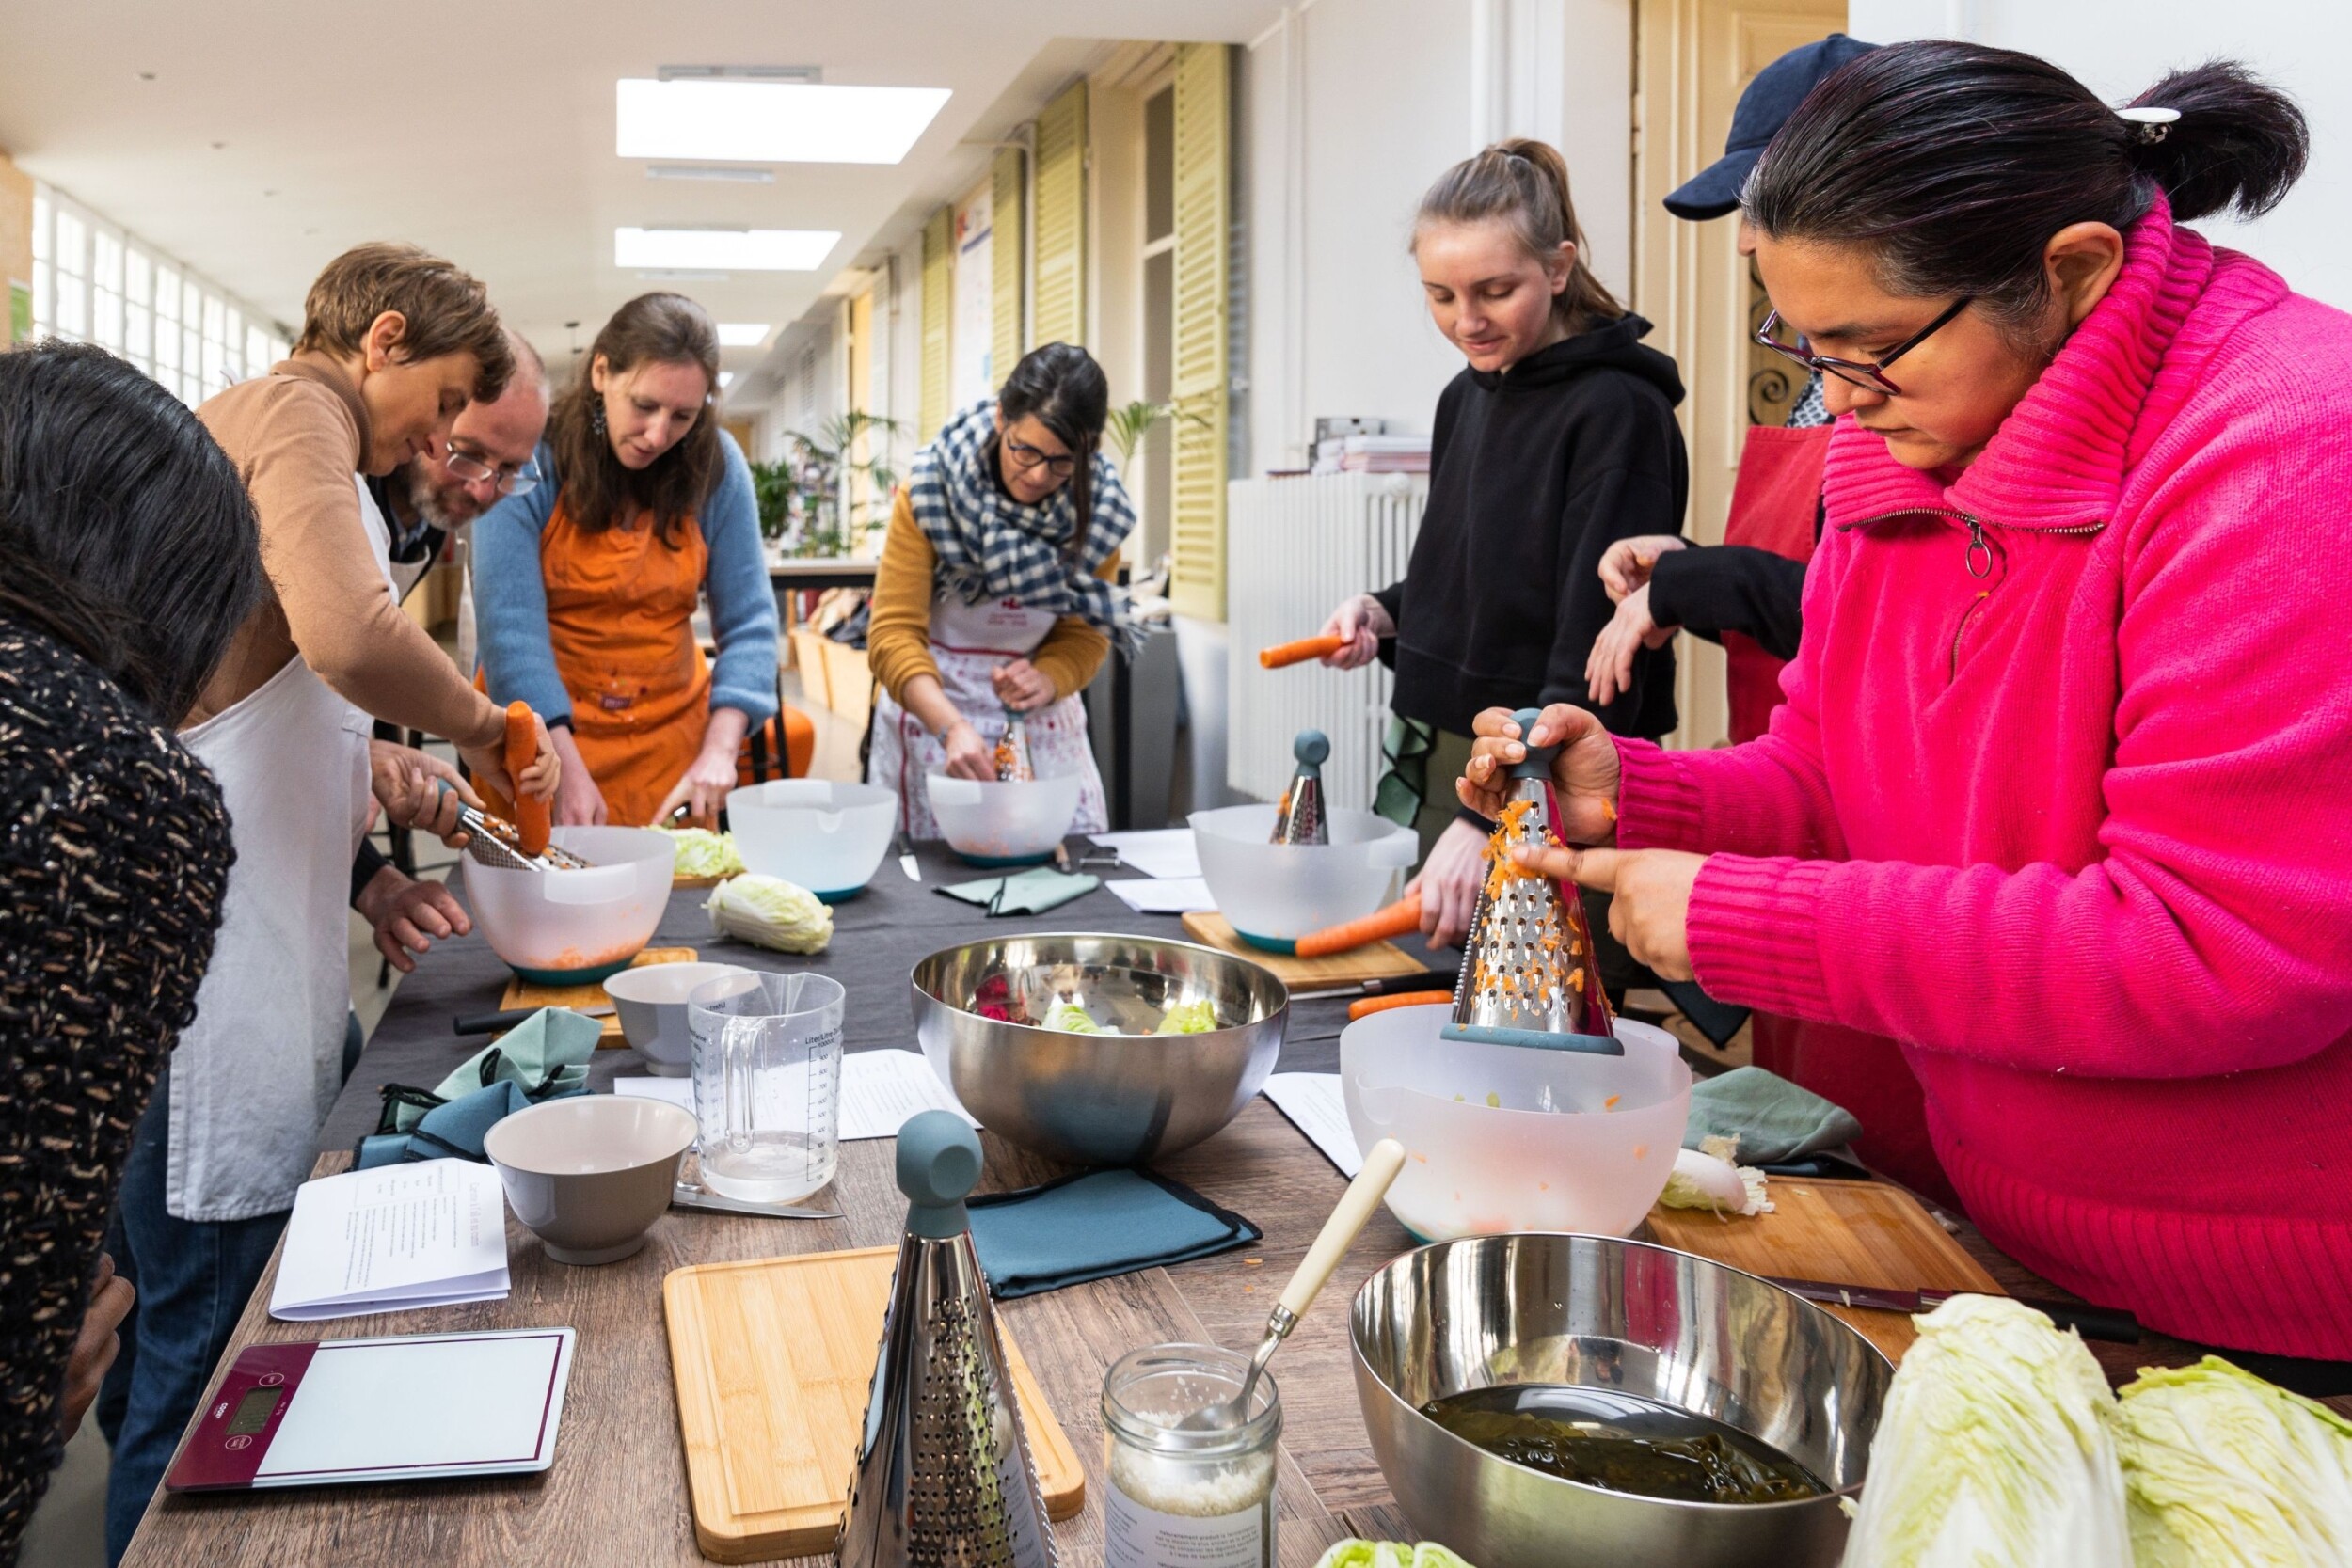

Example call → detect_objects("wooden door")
1634 0 1845 750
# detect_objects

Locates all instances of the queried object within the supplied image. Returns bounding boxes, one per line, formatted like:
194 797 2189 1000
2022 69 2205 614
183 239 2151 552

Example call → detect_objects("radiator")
1224 473 1428 811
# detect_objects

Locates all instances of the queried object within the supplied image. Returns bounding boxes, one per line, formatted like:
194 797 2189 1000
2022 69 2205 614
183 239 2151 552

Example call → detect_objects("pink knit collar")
1820 196 2283 533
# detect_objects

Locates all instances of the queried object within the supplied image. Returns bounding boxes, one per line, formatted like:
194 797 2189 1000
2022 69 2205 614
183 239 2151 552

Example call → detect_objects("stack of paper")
1263 1072 1364 1177
269 1160 510 1322
1105 878 1217 915
1086 830 1201 879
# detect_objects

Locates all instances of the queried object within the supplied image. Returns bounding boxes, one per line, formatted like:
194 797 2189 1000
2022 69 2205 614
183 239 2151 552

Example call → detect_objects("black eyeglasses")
1003 437 1076 479
1754 295 1973 396
443 446 541 497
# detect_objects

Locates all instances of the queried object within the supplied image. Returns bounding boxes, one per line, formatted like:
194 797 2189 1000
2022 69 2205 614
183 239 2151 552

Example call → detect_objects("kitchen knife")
670 1183 841 1221
1766 1276 2140 1343
453 1005 613 1036
1291 969 1460 1003
893 827 921 882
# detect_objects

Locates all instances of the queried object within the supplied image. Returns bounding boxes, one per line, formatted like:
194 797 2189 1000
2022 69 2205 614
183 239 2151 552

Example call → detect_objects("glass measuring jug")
688 971 845 1204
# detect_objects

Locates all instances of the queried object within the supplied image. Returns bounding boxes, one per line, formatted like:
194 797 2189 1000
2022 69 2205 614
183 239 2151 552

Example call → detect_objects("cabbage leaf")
706 874 832 954
1311 1542 1475 1568
1154 998 1220 1035
657 826 744 879
1043 1003 1105 1035
2114 1355 2352 1567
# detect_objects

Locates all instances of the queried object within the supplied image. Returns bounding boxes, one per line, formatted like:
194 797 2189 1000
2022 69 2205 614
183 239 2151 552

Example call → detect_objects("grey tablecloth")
322 842 1446 1156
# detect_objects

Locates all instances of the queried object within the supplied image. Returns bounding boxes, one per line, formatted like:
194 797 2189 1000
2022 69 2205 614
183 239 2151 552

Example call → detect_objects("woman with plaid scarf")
866 343 1138 841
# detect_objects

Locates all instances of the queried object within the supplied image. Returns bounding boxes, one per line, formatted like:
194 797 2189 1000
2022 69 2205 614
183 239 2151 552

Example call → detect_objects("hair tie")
2118 104 2181 145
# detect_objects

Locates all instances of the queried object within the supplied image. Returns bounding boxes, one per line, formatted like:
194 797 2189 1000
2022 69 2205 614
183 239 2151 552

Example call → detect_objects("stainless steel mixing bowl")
909 933 1289 1165
1352 1233 1892 1568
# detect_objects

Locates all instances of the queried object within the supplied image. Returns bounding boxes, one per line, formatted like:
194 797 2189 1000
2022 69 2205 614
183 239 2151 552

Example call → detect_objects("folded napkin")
1683 1066 1862 1164
937 867 1101 916
966 1169 1261 1298
357 1007 602 1166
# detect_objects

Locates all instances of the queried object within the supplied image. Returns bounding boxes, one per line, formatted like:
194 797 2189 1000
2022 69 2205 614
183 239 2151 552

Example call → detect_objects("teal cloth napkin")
358 1007 603 1165
1683 1066 1863 1164
966 1169 1262 1298
937 867 1100 916
356 1079 589 1167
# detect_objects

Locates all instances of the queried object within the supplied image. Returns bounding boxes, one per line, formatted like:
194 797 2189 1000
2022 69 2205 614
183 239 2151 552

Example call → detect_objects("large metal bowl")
1353 1233 1892 1568
909 933 1289 1165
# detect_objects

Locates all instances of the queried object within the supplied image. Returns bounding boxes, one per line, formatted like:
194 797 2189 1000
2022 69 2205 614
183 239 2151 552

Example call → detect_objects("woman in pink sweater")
1469 43 2352 1360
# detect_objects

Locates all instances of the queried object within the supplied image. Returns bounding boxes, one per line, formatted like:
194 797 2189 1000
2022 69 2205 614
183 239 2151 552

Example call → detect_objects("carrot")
1348 990 1454 1021
504 700 550 857
1258 634 1347 670
1295 893 1422 958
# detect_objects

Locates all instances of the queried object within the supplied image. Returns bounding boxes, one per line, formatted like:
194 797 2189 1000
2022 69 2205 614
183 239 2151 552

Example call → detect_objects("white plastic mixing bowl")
727 780 897 900
1191 802 1419 950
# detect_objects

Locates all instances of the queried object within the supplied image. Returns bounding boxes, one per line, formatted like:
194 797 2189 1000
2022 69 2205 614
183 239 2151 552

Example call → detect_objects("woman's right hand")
941 721 997 782
1461 705 1622 846
549 727 609 826
1317 594 1395 670
1597 534 1689 602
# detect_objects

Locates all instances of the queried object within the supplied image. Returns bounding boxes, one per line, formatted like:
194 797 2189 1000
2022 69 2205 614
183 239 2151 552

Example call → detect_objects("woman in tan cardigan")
865 343 1136 839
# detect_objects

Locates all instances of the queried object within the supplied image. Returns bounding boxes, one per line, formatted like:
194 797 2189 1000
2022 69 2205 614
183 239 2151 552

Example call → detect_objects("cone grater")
993 709 1036 784
1268 729 1331 845
835 1110 1057 1568
1439 707 1624 1054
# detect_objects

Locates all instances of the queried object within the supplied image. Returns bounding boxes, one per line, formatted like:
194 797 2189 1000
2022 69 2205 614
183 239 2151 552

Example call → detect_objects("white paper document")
1263 1072 1363 1177
839 1050 979 1140
1088 829 1201 880
1106 877 1218 915
270 1159 510 1322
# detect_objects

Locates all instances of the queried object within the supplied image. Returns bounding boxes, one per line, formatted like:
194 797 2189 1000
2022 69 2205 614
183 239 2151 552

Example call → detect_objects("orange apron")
481 500 713 829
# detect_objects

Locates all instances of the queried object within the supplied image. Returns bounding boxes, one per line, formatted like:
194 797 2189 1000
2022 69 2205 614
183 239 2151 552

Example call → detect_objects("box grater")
1268 729 1330 846
1439 708 1623 1054
993 710 1036 784
835 1111 1057 1568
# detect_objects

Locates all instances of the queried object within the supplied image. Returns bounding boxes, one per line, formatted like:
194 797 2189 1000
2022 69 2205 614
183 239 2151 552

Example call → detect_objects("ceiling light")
635 269 729 282
615 80 951 166
657 64 821 84
719 372 737 389
615 228 838 272
646 164 775 183
717 323 771 347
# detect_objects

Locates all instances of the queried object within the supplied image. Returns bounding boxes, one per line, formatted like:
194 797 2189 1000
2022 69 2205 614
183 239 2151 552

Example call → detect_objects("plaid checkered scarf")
907 400 1140 656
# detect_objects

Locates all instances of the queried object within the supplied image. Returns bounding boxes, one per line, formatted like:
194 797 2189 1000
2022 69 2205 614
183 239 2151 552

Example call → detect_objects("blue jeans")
95 1068 287 1563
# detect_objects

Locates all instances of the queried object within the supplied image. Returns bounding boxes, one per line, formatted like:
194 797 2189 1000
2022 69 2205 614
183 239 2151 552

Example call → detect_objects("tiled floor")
22 670 865 1564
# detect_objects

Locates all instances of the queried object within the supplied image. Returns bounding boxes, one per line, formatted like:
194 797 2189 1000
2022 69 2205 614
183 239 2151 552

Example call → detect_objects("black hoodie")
1373 313 1687 740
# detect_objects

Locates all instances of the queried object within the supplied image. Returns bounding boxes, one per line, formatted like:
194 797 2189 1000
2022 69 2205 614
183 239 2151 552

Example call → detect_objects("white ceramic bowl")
601 961 752 1076
927 772 1083 865
483 1095 697 1265
1341 1005 1691 1243
727 780 898 901
1191 803 1420 950
468 825 676 986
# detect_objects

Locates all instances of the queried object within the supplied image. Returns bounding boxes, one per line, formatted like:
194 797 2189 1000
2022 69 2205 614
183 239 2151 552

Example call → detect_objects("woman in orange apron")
473 293 779 828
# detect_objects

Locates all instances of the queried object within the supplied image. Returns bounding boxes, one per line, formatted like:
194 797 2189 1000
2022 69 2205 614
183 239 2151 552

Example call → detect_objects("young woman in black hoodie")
1319 138 1689 948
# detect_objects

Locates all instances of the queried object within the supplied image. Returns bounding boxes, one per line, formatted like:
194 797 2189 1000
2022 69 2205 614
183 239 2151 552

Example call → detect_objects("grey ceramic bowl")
482 1095 697 1265
908 933 1288 1166
1352 1232 1893 1568
601 961 751 1076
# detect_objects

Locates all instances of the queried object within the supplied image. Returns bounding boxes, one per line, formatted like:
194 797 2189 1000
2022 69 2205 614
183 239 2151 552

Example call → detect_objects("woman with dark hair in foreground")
0 341 262 1562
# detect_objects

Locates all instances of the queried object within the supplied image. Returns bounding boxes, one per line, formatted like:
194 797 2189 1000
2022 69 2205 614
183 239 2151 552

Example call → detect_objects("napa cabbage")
705 874 833 954
2113 1355 2352 1567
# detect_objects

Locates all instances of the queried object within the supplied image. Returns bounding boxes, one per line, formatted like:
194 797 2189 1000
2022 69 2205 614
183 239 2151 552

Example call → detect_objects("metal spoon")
1180 1137 1406 1432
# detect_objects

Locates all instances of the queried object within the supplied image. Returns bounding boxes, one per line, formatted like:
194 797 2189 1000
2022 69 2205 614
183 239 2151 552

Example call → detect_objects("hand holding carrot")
1313 594 1394 671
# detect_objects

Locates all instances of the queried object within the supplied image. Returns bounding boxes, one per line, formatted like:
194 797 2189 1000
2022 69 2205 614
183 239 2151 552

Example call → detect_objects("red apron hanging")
1720 423 1832 745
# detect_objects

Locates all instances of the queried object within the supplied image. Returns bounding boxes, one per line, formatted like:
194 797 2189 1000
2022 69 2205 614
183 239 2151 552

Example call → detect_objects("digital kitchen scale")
165 1326 576 1492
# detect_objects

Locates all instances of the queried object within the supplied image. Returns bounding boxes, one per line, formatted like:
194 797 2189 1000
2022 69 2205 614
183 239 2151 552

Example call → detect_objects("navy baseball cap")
1664 33 1879 220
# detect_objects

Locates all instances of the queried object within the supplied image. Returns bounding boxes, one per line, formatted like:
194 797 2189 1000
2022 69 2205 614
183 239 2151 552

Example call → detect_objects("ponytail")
1746 42 2309 336
1414 138 1623 332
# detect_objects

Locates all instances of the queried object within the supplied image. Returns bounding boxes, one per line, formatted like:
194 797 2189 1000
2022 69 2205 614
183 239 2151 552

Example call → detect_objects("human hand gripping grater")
1439 707 1624 1054
1268 729 1330 846
453 800 595 873
835 1111 1057 1568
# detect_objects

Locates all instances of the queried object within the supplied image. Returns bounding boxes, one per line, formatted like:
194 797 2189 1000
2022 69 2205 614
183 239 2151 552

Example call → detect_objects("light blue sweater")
474 431 779 726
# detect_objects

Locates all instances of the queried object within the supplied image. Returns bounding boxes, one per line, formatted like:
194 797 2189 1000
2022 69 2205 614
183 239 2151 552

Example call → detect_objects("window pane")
56 271 87 339
93 231 122 292
155 264 180 324
127 304 152 364
202 332 226 396
126 248 152 307
153 307 180 373
32 258 50 336
202 293 225 342
183 277 201 325
31 194 49 262
245 325 270 371
55 210 86 278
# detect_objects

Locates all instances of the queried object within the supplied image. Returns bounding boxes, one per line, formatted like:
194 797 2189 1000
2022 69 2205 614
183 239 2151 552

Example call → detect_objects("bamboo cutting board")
498 946 698 1045
1181 911 1425 988
665 1247 1086 1563
1648 1177 2003 1363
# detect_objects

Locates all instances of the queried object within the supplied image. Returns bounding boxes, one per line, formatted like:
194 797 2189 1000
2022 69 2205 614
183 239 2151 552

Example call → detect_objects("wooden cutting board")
665 1246 1086 1563
1182 911 1425 988
498 946 697 1045
1647 1177 2003 1362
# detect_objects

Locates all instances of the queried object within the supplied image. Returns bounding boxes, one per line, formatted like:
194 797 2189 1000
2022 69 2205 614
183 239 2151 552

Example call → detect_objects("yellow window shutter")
1169 42 1232 623
1032 81 1088 348
993 147 1025 387
919 207 952 441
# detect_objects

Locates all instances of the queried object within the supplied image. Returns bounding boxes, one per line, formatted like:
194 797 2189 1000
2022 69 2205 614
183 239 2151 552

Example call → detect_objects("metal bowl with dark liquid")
909 933 1289 1166
1352 1233 1893 1568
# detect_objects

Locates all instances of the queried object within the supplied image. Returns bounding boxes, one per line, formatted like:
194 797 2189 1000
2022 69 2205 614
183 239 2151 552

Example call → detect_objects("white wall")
1851 0 2352 309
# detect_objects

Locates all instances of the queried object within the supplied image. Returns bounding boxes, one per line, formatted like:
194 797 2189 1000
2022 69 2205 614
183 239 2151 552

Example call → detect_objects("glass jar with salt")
1102 1344 1280 1568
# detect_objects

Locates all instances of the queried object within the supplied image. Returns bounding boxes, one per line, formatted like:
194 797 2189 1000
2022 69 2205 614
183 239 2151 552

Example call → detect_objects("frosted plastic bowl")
468 825 677 986
727 780 897 901
928 772 1083 866
1341 1005 1691 1243
1190 803 1420 951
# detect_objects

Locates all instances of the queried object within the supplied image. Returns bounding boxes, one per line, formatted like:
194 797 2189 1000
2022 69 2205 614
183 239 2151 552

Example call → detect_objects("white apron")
169 652 371 1221
867 591 1107 841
